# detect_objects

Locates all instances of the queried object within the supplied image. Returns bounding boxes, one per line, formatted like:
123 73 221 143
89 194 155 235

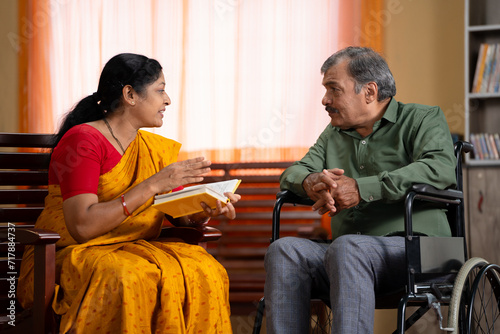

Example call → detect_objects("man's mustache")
326 106 339 113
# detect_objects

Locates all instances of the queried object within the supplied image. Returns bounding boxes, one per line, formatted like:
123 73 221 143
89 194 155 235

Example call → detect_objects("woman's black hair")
52 53 163 148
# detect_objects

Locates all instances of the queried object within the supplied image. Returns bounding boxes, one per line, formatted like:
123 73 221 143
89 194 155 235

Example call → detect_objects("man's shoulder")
396 100 441 114
395 100 443 121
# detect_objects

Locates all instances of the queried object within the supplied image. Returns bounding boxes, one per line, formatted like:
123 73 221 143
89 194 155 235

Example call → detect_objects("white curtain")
49 0 340 162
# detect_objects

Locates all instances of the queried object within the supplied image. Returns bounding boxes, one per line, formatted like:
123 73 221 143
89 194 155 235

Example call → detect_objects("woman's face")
133 72 171 128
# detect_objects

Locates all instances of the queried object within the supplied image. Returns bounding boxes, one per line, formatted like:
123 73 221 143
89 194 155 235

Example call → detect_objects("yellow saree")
18 130 232 334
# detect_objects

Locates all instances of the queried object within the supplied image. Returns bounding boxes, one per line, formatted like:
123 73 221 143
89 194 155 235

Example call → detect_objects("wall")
0 0 19 132
0 1 465 135
384 0 465 135
0 0 466 333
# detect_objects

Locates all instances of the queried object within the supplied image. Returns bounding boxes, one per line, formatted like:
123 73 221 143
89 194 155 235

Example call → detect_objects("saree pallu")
18 130 232 334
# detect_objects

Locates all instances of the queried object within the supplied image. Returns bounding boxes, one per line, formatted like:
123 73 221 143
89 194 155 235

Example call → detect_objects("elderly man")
264 46 456 334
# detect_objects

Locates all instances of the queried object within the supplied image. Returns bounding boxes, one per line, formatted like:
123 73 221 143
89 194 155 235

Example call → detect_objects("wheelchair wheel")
447 257 500 333
448 257 489 333
467 263 500 333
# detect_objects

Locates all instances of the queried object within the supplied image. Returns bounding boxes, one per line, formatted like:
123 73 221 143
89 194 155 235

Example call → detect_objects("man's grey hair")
321 46 396 101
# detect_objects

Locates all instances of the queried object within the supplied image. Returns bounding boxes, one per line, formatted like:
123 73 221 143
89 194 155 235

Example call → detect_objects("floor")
230 308 444 334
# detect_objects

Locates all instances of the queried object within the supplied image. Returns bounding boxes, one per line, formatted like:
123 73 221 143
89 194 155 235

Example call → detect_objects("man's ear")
364 82 378 103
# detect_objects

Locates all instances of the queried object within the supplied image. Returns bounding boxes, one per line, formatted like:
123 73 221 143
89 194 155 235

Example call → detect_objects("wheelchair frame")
253 141 500 334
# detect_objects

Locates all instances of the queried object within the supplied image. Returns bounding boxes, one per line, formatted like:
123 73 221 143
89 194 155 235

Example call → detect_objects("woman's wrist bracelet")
121 194 132 216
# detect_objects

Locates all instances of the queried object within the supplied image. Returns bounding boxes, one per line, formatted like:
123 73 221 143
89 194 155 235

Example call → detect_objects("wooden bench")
0 133 221 333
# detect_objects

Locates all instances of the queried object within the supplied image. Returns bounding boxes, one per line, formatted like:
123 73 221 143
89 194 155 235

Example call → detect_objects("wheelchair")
253 141 500 333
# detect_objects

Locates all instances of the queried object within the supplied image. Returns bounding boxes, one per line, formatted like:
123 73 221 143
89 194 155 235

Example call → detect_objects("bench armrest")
158 226 222 244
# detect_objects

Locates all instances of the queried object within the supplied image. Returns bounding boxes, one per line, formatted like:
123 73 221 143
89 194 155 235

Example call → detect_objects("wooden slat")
233 199 277 207
0 242 26 254
0 171 48 186
0 133 54 148
0 153 51 169
0 208 44 223
0 189 47 204
0 259 22 274
216 222 319 232
230 211 321 221
235 187 280 195
213 247 268 258
203 175 281 184
210 161 293 170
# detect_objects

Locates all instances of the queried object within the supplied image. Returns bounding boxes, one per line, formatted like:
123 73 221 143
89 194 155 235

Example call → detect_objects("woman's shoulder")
56 124 108 153
64 123 104 140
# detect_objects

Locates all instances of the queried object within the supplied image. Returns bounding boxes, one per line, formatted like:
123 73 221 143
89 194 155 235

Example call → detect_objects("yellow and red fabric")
19 130 232 333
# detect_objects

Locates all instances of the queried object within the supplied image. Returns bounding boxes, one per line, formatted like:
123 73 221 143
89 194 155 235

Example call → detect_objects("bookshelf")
464 0 500 268
465 0 500 166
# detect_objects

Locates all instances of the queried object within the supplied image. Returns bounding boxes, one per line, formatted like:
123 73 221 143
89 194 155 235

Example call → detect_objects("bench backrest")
0 133 56 330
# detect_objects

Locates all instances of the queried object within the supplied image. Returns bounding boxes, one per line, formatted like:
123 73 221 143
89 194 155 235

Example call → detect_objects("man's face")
321 60 371 131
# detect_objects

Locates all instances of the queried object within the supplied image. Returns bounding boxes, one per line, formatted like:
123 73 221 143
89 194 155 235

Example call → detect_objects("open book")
152 179 241 218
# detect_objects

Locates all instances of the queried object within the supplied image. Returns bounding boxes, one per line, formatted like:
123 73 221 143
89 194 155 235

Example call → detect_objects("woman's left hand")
175 192 241 226
200 192 241 220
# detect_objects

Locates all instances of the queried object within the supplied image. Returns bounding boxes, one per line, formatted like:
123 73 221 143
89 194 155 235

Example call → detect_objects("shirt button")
355 205 359 209
361 140 367 145
360 165 364 170
369 196 374 201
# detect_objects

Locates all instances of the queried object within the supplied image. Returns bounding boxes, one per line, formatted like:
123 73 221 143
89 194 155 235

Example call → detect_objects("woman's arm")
63 157 211 243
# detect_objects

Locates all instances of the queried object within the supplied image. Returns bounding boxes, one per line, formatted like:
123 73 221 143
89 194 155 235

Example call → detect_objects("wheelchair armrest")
276 190 314 206
405 184 463 237
411 183 463 201
272 190 314 242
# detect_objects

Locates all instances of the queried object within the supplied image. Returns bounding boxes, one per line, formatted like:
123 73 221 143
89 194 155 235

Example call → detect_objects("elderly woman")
18 53 238 333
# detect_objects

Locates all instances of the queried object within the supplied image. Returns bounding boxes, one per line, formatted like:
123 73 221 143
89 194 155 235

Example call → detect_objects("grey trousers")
263 235 407 334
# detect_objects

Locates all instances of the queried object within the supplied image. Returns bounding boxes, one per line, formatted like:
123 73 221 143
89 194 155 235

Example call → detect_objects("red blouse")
49 124 122 200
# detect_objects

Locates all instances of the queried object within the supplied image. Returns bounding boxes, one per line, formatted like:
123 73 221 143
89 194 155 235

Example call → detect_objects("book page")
206 179 240 197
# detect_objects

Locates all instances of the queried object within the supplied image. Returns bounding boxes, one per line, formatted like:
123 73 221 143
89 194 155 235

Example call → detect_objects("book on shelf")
469 133 500 160
488 44 500 93
480 44 496 93
471 43 500 94
152 179 241 218
488 133 500 160
470 133 481 160
473 43 488 93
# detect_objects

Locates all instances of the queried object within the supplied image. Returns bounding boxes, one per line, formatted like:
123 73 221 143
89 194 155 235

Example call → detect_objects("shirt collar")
331 97 398 134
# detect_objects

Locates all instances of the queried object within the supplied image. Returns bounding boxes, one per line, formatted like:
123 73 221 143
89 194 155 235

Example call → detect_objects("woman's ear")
122 85 136 106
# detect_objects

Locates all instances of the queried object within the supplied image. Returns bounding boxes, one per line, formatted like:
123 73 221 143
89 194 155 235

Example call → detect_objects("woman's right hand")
150 157 212 194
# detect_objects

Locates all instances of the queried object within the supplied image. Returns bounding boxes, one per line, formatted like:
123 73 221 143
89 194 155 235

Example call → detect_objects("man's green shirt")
280 98 457 239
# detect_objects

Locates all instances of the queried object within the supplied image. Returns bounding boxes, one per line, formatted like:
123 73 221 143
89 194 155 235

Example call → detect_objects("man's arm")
280 125 346 214
356 107 456 204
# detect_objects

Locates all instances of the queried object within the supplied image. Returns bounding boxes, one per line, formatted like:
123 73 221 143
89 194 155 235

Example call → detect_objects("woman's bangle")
121 194 132 216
